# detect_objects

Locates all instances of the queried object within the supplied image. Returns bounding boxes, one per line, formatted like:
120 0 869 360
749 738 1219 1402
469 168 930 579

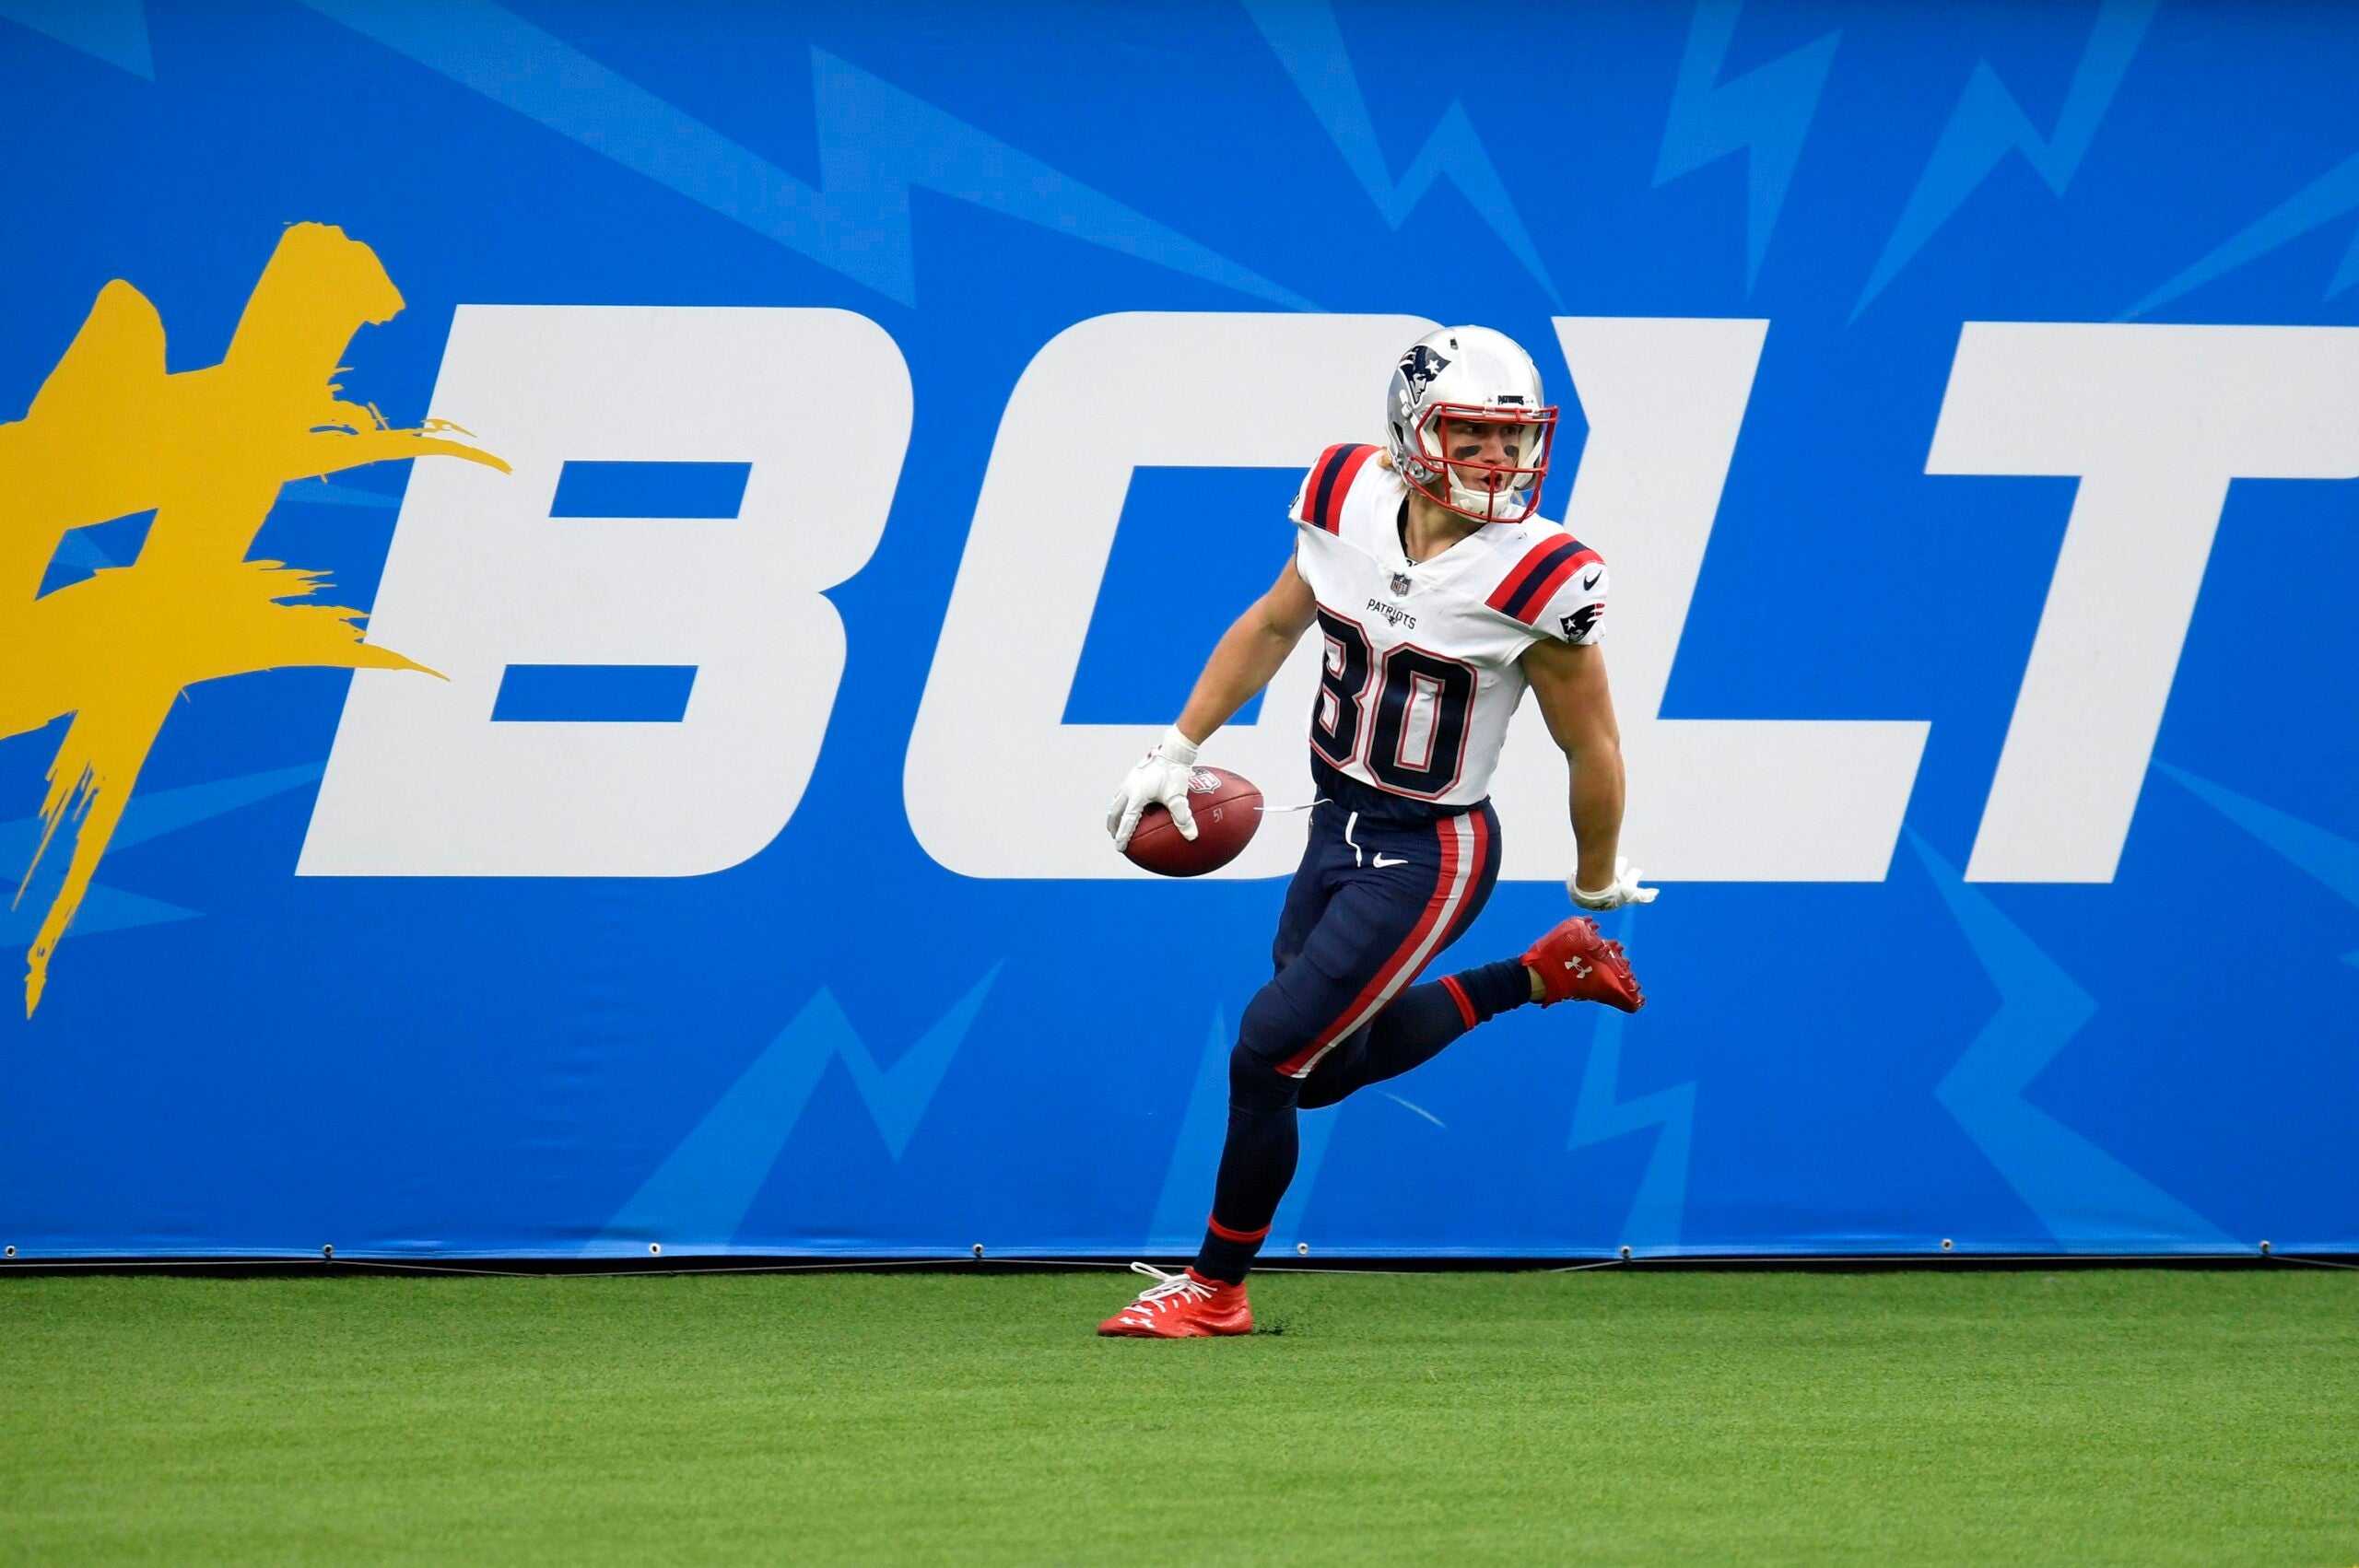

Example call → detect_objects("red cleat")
1096 1263 1253 1338
1522 916 1645 1012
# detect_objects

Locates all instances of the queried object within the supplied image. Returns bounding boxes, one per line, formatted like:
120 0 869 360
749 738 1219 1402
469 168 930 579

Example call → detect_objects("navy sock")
1297 959 1532 1110
1449 957 1533 1022
1193 1055 1300 1285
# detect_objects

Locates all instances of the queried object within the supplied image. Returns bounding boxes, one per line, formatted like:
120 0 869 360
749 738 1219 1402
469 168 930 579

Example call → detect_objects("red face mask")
1407 401 1559 523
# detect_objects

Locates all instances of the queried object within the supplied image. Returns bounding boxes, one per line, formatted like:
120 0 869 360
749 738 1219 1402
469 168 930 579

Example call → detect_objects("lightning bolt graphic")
2119 150 2359 320
1853 0 2155 321
595 968 999 1254
1907 832 2229 1248
1242 0 1561 307
47 529 120 577
300 0 1314 312
1565 909 1694 1253
1148 1010 1338 1254
36 510 148 598
2154 763 2359 965
1147 1012 1238 1251
0 0 151 79
2 765 323 951
40 482 391 599
1652 0 1839 295
276 479 400 510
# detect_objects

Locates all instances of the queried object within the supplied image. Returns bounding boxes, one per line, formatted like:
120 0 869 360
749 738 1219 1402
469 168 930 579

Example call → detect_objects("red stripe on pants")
1275 815 1465 1078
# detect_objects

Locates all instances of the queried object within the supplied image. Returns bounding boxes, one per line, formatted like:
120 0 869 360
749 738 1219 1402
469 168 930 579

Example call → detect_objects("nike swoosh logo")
1581 568 1602 590
1371 853 1409 869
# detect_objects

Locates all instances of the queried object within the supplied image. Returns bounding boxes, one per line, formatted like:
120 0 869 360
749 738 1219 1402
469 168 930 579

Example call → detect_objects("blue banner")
3 0 2353 1259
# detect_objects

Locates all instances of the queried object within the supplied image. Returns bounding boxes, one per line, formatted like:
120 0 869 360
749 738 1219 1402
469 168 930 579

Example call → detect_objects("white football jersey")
1287 442 1609 808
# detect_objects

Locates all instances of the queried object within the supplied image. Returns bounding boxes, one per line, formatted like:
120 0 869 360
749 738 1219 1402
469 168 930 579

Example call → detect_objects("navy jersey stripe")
1514 546 1602 626
1307 443 1372 532
1495 537 1579 620
1304 445 1351 531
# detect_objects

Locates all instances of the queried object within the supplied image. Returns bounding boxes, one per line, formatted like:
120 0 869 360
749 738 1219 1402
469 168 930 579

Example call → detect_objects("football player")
1098 326 1653 1338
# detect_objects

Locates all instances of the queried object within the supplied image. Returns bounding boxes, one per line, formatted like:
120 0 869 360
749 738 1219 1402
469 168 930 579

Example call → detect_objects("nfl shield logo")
1390 571 1412 597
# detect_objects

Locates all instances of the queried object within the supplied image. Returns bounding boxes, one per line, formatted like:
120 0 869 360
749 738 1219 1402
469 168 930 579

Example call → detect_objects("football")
1123 766 1262 877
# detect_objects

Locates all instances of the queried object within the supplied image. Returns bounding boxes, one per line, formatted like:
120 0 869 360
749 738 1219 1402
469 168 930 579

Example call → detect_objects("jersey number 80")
1309 608 1477 799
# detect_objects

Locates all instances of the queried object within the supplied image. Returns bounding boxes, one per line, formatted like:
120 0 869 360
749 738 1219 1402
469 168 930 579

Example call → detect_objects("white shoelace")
1113 1261 1214 1325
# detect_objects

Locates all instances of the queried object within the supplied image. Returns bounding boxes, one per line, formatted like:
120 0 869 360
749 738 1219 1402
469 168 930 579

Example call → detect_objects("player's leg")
1297 803 1646 1107
1181 821 1343 1287
1294 968 1529 1108
1192 804 1497 1287
1098 803 1349 1337
1297 802 1516 1108
1100 803 1641 1334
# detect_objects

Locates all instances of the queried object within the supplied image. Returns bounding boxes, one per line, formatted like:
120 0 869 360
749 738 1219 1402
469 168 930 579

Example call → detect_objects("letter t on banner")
300 307 910 876
1931 324 2359 883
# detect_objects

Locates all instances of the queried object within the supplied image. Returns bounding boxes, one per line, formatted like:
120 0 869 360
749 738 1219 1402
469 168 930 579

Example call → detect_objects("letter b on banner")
300 307 910 876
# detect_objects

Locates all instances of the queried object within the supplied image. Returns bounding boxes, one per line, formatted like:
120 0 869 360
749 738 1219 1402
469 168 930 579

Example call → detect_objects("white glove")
1107 726 1203 852
1569 855 1658 911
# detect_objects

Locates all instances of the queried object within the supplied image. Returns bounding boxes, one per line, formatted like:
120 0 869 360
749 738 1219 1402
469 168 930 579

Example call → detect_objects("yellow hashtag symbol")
0 224 507 1015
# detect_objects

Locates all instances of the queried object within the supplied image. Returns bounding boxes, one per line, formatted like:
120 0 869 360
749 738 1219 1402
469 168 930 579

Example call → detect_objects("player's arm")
1521 637 1624 890
1521 638 1655 908
1108 559 1316 850
1175 558 1317 745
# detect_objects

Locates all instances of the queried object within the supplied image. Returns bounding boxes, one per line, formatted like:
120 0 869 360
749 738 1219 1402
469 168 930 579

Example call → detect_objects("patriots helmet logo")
1397 343 1452 394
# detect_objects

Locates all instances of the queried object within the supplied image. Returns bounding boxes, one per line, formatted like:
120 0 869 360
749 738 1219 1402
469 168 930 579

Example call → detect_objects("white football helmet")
1383 325 1557 524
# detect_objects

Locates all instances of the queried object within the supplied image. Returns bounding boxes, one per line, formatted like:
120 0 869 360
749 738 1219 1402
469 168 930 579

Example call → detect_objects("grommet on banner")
322 1244 334 1261
2259 1239 2272 1256
971 1243 985 1258
648 1242 661 1257
1618 1245 1632 1260
1296 1242 1309 1256
1940 1238 1954 1252
4 1246 15 1258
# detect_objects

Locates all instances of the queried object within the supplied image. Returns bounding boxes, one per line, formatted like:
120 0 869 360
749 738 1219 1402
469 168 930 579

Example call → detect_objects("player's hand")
1108 726 1203 851
1568 856 1658 911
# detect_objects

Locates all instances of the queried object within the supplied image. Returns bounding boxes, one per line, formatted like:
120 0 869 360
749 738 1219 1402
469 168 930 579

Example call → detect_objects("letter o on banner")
907 311 1435 880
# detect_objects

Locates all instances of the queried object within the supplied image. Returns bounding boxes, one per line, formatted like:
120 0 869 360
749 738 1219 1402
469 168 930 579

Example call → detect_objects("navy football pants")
1250 796 1501 1084
1196 793 1503 1278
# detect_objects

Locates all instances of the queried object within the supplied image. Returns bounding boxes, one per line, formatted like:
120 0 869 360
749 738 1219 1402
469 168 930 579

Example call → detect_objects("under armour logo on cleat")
1564 956 1592 977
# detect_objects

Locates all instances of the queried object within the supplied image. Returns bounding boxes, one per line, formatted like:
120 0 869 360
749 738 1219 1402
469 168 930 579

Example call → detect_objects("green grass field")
4 1268 2354 1565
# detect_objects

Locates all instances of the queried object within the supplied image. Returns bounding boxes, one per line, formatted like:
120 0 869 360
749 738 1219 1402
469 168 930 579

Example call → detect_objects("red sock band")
1439 974 1478 1029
